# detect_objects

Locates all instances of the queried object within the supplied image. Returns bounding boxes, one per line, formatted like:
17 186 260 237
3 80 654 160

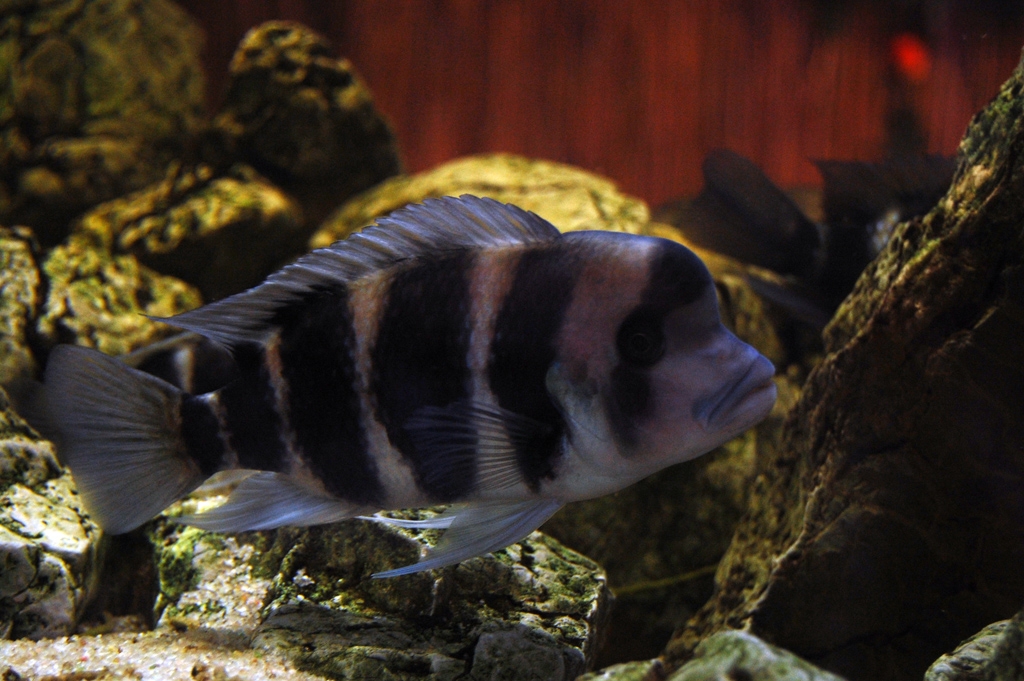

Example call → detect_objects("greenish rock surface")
668 50 1024 681
35 232 202 357
147 505 610 680
310 153 650 249
151 524 270 639
670 631 847 681
74 162 304 301
0 0 206 244
0 226 42 386
925 609 1024 681
212 21 402 228
0 387 99 640
578 659 664 681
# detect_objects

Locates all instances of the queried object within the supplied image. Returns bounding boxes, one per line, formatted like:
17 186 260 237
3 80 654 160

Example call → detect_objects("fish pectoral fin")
176 472 359 532
404 400 553 493
371 499 563 578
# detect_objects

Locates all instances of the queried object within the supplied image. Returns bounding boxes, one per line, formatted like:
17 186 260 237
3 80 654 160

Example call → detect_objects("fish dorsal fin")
156 195 561 348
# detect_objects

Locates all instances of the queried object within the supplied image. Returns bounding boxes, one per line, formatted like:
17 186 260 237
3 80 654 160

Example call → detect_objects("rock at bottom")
147 504 610 681
672 631 847 681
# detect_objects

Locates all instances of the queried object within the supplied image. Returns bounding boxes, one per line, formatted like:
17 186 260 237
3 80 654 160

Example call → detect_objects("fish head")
548 233 777 495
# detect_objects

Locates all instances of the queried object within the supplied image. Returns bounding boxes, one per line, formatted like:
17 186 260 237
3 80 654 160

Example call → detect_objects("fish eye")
617 314 665 367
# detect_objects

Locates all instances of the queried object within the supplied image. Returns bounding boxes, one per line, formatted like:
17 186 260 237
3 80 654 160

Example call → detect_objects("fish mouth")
698 356 777 430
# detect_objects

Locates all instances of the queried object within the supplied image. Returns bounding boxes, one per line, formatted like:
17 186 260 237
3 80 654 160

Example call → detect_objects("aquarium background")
177 0 1024 207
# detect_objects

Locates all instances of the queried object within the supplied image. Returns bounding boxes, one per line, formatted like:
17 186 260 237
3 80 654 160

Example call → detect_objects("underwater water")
1 3 1024 681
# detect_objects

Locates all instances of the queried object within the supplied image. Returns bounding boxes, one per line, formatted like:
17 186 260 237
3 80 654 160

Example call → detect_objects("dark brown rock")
0 0 206 244
212 21 402 228
666 52 1024 681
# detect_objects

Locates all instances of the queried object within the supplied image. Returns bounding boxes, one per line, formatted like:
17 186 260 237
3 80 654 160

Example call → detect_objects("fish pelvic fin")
43 345 204 534
371 499 563 578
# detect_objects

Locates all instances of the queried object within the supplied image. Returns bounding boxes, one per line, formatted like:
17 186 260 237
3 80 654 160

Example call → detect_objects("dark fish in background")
654 149 823 281
39 196 778 578
811 154 956 302
653 149 955 326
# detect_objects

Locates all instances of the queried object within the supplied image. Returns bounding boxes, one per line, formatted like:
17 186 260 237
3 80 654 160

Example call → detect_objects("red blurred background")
176 0 1024 208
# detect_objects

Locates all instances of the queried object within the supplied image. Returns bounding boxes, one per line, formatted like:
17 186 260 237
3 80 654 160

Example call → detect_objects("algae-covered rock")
0 387 99 640
310 153 650 249
0 225 42 386
151 524 270 638
35 232 202 357
581 633 847 681
669 631 848 681
925 609 1024 681
74 162 304 301
213 21 402 227
0 0 206 244
667 51 1024 681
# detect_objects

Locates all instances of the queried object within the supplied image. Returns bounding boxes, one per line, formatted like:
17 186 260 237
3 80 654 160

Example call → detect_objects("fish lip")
700 356 777 430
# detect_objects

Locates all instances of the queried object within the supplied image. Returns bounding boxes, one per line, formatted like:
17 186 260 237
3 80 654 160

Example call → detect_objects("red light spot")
891 33 932 83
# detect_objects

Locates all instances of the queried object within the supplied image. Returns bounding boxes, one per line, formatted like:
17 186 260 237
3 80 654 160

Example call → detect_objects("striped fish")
41 196 777 578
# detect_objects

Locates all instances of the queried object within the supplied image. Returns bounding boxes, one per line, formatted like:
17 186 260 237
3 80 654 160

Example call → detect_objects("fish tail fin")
43 345 205 534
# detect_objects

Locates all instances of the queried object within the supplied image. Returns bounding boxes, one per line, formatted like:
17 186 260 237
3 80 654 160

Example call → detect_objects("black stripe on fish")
217 344 289 472
608 240 714 449
489 244 582 491
179 395 226 476
273 285 384 506
371 252 476 502
641 238 713 311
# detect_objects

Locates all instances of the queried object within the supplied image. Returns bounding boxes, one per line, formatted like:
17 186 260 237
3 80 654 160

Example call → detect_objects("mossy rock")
35 232 202 357
669 631 847 681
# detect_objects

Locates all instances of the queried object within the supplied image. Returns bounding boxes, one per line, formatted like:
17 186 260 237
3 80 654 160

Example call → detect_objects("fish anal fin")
176 472 360 532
